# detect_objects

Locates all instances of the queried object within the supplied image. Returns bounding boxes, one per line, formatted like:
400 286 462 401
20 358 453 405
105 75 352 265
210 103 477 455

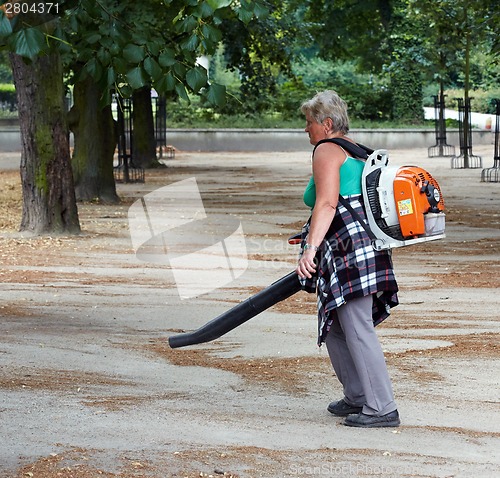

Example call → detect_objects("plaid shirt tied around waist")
299 194 399 345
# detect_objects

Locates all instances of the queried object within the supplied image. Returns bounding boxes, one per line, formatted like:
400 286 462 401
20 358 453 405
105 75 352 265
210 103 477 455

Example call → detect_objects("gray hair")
300 90 350 135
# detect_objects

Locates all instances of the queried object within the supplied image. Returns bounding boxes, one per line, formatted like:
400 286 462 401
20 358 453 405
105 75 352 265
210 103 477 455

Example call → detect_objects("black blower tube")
168 271 302 348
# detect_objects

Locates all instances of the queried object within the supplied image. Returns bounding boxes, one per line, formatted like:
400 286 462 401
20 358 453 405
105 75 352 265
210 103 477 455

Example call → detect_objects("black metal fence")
113 95 145 183
153 96 174 160
428 94 455 158
451 97 483 169
481 99 500 183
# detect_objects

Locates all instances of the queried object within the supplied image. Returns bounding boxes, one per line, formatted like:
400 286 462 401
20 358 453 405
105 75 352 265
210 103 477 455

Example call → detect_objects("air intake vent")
365 169 404 240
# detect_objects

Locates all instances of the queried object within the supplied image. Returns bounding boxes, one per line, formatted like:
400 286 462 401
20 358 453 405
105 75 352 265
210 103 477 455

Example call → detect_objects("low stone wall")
164 128 493 152
0 123 22 152
0 119 493 152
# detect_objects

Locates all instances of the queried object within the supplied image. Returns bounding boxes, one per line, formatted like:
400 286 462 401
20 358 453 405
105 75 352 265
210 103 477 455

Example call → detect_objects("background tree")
132 87 157 169
409 0 498 165
386 0 426 123
68 72 119 203
300 0 427 123
63 0 276 200
218 0 296 115
1 0 80 234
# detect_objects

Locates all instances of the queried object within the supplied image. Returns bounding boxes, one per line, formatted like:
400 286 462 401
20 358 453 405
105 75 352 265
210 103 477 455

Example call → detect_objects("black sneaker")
344 410 400 428
327 399 363 416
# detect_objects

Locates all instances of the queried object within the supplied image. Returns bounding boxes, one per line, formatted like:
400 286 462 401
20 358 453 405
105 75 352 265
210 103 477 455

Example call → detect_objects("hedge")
0 83 16 111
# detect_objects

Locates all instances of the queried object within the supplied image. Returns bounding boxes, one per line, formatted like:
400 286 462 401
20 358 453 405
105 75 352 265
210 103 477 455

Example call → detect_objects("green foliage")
0 81 15 110
0 0 273 106
409 0 498 97
218 1 297 113
1 0 498 124
0 51 11 81
444 88 500 114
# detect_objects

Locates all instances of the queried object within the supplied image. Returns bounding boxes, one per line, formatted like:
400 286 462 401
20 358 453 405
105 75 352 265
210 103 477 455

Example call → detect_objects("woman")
296 90 400 428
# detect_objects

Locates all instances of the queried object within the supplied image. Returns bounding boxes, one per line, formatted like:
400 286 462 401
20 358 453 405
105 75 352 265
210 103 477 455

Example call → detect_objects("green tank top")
303 156 365 208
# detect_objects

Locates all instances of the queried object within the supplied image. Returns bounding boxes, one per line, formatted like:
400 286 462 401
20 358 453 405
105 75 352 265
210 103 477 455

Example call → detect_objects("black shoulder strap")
312 137 378 244
313 138 374 159
337 196 378 243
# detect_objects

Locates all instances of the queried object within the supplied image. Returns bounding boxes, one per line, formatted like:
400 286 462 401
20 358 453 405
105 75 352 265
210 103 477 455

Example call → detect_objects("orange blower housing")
393 166 445 238
362 150 446 250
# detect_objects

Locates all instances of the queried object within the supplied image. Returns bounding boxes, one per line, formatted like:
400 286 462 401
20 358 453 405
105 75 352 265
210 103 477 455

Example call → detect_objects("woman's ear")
323 117 334 133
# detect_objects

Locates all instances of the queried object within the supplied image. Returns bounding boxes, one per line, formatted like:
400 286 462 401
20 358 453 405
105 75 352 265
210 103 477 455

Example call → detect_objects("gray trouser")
325 294 397 416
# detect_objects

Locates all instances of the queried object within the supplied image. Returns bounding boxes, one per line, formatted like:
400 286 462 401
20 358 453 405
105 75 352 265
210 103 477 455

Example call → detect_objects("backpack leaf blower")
168 140 445 348
318 138 446 250
362 148 445 250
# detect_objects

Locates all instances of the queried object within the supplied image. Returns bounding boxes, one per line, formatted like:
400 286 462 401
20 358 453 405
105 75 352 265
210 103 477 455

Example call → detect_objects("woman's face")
304 113 326 145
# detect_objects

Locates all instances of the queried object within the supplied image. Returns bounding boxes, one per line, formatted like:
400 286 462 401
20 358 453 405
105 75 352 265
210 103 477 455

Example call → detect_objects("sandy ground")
0 143 499 478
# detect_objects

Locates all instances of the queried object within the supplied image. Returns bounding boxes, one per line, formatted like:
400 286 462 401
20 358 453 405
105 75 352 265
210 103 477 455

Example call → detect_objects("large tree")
0 0 274 231
10 50 80 234
2 1 80 234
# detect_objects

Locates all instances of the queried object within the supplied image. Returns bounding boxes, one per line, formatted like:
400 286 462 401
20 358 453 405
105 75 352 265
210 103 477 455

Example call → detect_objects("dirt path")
0 145 499 477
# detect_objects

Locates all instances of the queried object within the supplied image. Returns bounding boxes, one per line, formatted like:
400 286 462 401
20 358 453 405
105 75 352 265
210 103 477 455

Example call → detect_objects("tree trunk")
68 76 119 203
9 52 80 235
463 4 471 168
132 87 162 168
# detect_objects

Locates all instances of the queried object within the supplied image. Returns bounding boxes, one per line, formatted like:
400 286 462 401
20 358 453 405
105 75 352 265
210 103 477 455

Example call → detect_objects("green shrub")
443 88 500 114
0 83 16 112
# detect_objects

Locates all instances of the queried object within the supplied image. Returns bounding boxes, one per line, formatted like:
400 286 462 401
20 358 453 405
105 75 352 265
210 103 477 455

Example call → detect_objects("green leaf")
126 66 146 89
207 0 232 9
0 13 13 38
175 82 189 101
165 71 176 90
158 48 176 67
112 57 128 74
173 62 186 77
186 66 208 92
106 67 116 88
153 74 169 95
146 41 160 57
109 42 121 56
197 1 214 18
205 82 226 106
82 57 103 81
237 6 254 24
253 2 269 19
180 33 199 52
85 33 102 44
10 28 46 59
178 15 198 34
144 57 163 81
118 84 132 98
201 24 222 43
97 48 111 65
123 44 145 64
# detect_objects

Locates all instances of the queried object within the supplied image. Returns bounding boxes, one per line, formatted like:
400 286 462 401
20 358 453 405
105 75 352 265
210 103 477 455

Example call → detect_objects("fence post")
451 97 482 169
114 94 144 183
428 93 455 158
481 99 500 183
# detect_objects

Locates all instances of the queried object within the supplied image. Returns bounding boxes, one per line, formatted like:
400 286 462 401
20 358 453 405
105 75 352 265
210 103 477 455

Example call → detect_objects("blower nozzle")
168 271 302 348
